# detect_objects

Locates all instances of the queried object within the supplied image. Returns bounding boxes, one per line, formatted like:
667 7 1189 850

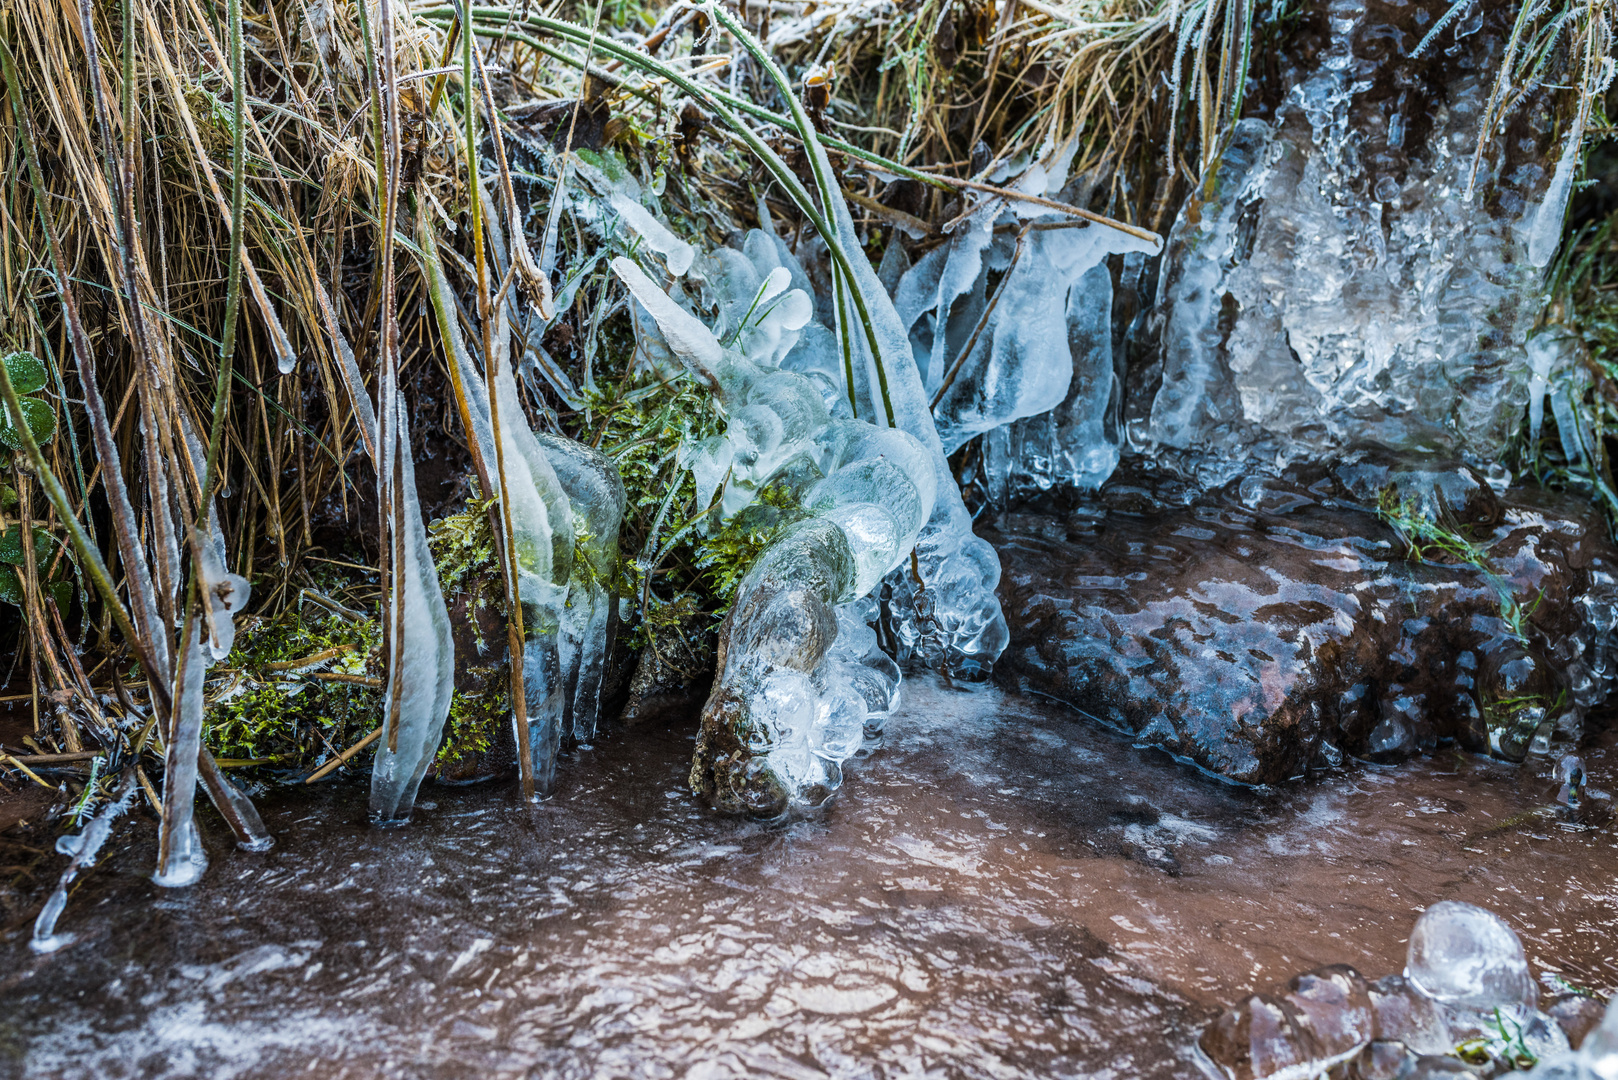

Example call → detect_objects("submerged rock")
993 448 1618 785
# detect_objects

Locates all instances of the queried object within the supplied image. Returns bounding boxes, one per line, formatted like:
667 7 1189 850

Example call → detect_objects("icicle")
32 770 138 952
369 391 456 825
536 434 626 746
154 612 210 887
928 223 1152 455
609 191 695 276
1527 125 1581 269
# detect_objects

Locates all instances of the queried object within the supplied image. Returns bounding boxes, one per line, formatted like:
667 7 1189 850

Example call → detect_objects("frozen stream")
3 678 1615 1079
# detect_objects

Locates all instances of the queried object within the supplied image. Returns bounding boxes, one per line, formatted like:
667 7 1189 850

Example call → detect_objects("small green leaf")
0 567 20 607
0 485 14 510
0 525 53 567
1 351 48 396
48 580 72 614
0 397 56 449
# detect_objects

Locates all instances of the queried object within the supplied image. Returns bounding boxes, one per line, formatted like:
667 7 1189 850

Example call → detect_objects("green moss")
204 607 383 768
436 666 509 770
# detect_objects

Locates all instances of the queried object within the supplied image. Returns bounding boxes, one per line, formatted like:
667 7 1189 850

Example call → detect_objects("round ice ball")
810 676 867 761
1406 901 1535 1012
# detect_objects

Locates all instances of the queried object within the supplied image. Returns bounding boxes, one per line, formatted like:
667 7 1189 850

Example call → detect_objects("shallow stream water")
3 677 1615 1079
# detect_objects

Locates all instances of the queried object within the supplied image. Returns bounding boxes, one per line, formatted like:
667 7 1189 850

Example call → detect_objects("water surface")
3 678 1615 1079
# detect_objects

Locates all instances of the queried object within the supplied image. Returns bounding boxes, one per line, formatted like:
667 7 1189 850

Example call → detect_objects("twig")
304 727 383 783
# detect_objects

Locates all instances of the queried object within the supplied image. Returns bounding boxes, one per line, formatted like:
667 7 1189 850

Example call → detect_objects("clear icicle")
927 222 1152 456
813 175 1010 679
980 261 1123 502
422 201 625 794
154 613 210 887
536 434 626 746
32 771 138 952
1527 126 1581 269
610 191 695 276
369 391 457 825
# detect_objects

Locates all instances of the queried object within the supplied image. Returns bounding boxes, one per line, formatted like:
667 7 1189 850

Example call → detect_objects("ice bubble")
1406 901 1535 1013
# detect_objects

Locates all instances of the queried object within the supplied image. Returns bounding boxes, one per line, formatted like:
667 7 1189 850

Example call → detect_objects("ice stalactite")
369 389 457 826
979 261 1123 503
536 434 626 747
154 417 259 884
1527 125 1583 270
613 253 933 812
897 208 1156 461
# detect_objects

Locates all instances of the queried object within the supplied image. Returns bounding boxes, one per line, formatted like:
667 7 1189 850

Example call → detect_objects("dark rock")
1547 993 1608 1050
992 453 1618 785
1200 993 1322 1080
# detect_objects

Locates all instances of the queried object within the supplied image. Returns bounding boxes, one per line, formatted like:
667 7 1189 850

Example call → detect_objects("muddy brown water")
1 677 1615 1079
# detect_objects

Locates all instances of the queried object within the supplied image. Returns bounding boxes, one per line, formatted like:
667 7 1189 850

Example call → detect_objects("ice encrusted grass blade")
421 6 895 425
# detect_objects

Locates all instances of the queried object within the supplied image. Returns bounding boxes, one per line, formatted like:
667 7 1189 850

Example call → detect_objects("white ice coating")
612 251 928 805
369 390 457 825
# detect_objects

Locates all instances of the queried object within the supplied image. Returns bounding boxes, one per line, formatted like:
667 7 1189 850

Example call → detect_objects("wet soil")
1 678 1614 1079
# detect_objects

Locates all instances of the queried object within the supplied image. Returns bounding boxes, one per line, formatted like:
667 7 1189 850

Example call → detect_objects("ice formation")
815 170 1008 679
422 201 627 796
1200 901 1585 1079
1405 900 1536 1013
893 183 1155 460
612 252 930 812
32 771 139 952
1140 0 1564 477
1526 997 1618 1078
155 417 258 883
369 388 458 826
